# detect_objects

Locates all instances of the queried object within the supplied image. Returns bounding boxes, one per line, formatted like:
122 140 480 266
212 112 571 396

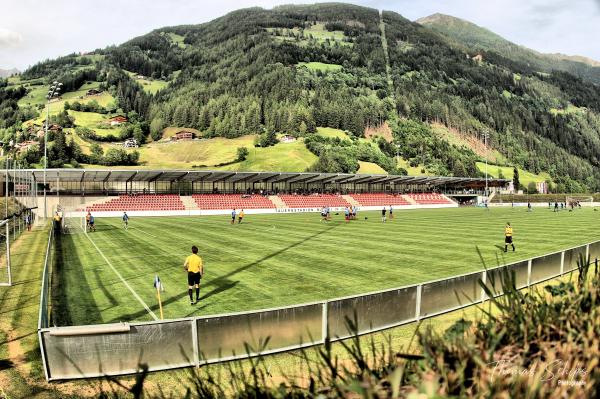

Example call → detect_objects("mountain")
2 3 600 192
416 13 600 84
0 68 19 78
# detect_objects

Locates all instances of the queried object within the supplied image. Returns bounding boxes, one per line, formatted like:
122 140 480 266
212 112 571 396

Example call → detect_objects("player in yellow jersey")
238 209 245 224
184 246 204 305
504 222 515 252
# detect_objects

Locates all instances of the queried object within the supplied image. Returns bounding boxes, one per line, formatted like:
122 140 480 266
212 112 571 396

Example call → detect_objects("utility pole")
484 130 489 198
44 81 62 219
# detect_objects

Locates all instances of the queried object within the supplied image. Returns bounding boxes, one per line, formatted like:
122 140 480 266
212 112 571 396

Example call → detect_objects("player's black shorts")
188 272 201 285
505 236 513 244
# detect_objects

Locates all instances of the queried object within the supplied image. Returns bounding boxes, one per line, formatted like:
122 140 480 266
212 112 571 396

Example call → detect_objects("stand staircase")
181 196 200 210
269 195 287 209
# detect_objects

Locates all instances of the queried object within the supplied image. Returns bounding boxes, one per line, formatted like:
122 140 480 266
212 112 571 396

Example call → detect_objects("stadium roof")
18 169 510 187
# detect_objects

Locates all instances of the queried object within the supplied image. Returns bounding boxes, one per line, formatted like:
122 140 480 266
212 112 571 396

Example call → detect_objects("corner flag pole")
156 287 164 320
154 275 164 320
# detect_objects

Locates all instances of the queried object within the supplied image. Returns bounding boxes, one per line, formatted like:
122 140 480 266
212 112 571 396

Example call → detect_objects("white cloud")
0 28 23 47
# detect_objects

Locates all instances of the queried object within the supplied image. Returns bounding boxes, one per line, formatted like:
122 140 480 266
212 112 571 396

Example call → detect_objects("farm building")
86 88 102 96
170 130 195 141
107 115 128 126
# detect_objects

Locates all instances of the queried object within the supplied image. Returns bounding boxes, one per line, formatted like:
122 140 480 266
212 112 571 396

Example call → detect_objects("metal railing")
37 229 595 381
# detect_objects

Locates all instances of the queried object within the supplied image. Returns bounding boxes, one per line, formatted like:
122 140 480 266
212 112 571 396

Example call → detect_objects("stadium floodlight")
44 82 62 219
483 130 489 198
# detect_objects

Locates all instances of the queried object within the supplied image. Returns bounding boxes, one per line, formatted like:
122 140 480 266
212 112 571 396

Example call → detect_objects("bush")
527 181 538 194
254 130 278 147
236 146 249 161
101 148 139 166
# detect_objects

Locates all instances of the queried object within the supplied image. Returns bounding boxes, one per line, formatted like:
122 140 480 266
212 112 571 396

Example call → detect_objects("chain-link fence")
0 161 38 286
37 232 594 381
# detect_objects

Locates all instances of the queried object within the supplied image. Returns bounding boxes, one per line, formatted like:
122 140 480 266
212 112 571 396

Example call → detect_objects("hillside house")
86 88 102 96
472 54 483 63
123 138 139 148
280 135 296 143
16 140 38 153
26 123 41 135
170 131 195 141
108 115 128 126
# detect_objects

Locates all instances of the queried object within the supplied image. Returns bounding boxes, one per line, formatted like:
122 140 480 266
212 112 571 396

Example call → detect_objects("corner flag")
153 274 165 291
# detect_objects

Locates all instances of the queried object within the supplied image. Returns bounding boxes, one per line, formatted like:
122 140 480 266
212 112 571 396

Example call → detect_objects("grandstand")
21 169 508 216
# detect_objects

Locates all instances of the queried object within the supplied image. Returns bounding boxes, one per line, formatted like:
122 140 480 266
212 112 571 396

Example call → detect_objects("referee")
504 222 515 252
184 246 204 305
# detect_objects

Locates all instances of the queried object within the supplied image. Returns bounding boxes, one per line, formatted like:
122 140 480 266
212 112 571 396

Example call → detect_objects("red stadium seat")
192 194 276 210
349 193 410 207
405 193 453 205
278 194 350 208
88 194 186 212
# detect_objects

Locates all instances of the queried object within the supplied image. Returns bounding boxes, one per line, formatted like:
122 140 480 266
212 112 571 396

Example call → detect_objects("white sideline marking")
84 232 159 321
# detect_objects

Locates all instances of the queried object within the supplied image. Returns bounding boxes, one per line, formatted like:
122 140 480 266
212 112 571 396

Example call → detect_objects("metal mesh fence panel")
197 304 323 362
420 272 483 317
530 252 562 283
484 260 529 295
563 245 587 273
38 228 53 330
42 319 195 380
327 287 417 339
0 231 6 285
39 264 50 330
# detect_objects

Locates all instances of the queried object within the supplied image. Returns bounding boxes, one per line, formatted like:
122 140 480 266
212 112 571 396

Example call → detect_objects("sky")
1 0 599 70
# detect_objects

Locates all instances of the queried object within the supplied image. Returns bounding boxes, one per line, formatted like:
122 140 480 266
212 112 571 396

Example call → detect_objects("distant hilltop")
0 68 19 78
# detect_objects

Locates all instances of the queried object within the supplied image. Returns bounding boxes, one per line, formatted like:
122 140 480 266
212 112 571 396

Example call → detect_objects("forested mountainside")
2 3 600 191
417 13 600 85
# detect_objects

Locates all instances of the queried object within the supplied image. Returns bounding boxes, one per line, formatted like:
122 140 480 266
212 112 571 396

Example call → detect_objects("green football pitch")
51 207 600 326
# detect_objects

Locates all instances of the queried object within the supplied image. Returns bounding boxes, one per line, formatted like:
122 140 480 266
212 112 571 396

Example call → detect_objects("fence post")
480 271 487 303
6 222 11 286
560 251 564 275
527 259 532 286
12 215 15 241
415 284 422 321
321 302 328 343
192 318 200 368
586 244 590 265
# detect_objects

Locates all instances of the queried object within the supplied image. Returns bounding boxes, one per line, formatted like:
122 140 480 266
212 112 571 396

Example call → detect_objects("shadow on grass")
52 233 103 326
199 279 239 301
203 223 340 290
